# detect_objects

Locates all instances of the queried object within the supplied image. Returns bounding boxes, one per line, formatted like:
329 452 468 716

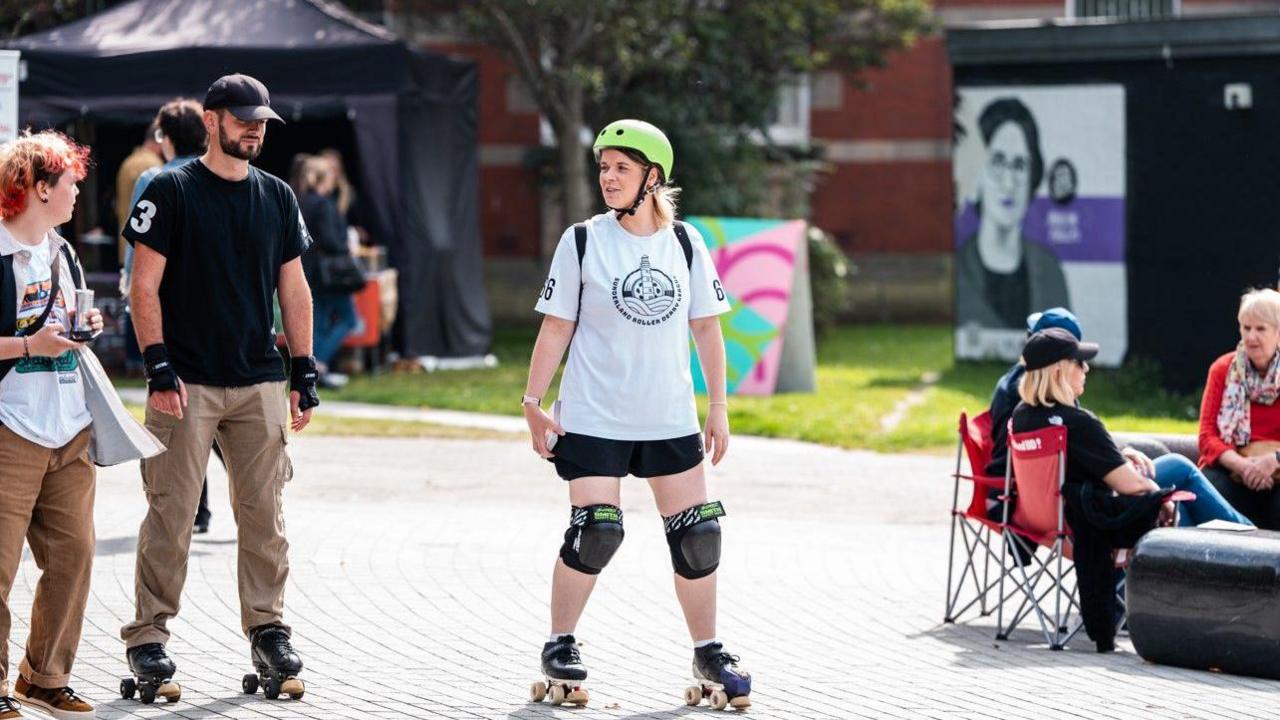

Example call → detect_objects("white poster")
0 51 18 144
953 84 1127 366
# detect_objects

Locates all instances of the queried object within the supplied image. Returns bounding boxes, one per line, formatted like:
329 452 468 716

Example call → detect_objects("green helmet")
593 119 674 182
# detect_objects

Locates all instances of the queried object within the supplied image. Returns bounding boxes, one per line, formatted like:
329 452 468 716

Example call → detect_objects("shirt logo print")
611 255 682 326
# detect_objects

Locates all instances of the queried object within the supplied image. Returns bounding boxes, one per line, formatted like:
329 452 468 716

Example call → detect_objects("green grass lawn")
325 324 1203 453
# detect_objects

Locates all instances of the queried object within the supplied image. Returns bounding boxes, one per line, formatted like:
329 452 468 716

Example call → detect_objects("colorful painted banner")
687 217 808 395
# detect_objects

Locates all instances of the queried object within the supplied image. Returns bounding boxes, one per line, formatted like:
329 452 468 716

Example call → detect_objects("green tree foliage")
1 0 91 39
451 0 931 227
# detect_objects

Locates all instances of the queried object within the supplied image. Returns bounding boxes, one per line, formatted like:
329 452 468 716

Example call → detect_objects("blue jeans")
1153 455 1255 527
313 292 357 367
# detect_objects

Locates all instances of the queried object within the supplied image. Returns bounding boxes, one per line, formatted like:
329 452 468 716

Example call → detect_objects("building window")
756 77 811 147
811 71 843 112
1068 0 1179 19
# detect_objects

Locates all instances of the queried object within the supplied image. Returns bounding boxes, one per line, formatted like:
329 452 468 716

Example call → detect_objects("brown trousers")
0 426 95 692
121 382 293 649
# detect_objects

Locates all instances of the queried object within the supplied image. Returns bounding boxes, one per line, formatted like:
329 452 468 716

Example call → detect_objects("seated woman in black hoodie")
1011 328 1252 651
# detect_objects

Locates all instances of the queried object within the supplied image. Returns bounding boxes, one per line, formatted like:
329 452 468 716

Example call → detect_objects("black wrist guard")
142 344 179 394
290 356 320 411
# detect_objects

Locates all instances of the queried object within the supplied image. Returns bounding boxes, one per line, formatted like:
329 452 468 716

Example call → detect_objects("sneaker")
0 696 22 719
317 372 348 390
13 678 93 719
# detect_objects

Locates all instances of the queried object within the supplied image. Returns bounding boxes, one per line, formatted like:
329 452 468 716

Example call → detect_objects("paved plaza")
7 418 1279 719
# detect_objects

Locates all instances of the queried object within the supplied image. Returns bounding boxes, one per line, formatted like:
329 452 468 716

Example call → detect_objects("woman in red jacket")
1199 288 1280 529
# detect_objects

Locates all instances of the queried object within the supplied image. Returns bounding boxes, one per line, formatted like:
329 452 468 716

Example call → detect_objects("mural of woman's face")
981 122 1032 232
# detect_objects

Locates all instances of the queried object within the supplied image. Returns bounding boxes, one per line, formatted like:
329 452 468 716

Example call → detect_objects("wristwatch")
521 394 541 408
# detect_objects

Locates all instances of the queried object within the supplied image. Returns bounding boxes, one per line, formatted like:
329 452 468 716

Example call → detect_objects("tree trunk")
556 84 591 232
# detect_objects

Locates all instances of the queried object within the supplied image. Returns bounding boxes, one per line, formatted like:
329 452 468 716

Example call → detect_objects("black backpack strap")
59 242 84 290
574 223 588 271
574 223 587 322
0 254 15 381
672 221 694 270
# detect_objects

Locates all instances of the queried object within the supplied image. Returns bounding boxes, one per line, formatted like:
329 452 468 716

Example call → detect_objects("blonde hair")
1018 359 1077 407
1239 288 1280 329
652 184 681 228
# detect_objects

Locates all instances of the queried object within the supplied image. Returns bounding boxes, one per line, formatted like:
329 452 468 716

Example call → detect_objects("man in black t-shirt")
121 74 318 699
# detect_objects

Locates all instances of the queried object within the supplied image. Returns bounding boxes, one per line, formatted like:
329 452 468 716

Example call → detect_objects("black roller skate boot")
530 634 589 707
121 643 181 704
685 642 752 711
243 625 305 700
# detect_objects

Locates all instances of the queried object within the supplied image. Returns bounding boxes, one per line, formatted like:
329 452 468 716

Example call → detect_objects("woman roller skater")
522 119 751 711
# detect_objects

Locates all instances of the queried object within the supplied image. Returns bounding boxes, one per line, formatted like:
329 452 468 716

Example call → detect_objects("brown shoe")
0 696 21 719
13 678 93 719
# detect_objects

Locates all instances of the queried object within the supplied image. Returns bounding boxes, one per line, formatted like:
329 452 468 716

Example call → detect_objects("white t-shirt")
0 237 91 448
535 214 731 440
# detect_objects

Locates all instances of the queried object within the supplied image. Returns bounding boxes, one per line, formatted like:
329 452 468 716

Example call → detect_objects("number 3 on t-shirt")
130 200 157 234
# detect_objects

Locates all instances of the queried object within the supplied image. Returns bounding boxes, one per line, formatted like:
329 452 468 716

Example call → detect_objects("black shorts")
549 432 704 481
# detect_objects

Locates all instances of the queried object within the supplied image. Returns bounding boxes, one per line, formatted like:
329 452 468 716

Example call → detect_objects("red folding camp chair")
944 410 1011 623
996 423 1082 649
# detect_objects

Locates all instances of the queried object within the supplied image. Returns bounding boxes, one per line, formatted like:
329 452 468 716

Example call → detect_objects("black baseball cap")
203 74 283 123
1021 327 1099 371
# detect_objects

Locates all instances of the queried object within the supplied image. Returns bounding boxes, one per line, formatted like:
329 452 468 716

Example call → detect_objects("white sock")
549 632 572 643
694 637 718 649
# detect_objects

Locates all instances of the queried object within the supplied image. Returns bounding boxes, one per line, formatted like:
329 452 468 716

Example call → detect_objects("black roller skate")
243 625 305 700
684 642 751 711
530 634 589 707
121 643 182 704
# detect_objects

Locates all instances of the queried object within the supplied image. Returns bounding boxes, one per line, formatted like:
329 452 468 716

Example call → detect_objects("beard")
219 132 261 161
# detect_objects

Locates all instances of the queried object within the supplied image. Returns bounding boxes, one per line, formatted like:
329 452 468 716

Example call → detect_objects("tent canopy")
8 0 491 358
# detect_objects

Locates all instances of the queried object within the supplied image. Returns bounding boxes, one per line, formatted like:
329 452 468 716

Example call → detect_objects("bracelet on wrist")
21 336 29 360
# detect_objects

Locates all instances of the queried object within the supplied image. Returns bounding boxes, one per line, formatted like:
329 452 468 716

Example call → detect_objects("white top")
535 214 731 440
0 235 91 448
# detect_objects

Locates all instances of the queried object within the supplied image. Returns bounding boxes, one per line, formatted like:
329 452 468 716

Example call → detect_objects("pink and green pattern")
688 217 807 396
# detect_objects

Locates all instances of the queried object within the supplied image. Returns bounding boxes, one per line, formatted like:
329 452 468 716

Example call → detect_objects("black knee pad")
664 501 726 579
560 504 624 575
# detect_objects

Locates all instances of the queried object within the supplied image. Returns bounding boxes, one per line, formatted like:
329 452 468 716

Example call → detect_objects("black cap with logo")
1021 327 1099 371
203 74 284 123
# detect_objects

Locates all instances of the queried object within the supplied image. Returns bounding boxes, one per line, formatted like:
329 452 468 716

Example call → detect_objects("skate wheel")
159 682 181 703
709 689 729 711
242 673 259 695
530 681 547 702
282 677 305 699
120 677 137 700
566 687 589 706
140 685 157 704
549 684 566 706
729 695 752 710
684 686 702 706
264 677 282 700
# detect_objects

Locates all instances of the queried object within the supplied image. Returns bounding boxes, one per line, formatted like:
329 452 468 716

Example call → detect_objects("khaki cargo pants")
0 426 95 693
121 382 293 649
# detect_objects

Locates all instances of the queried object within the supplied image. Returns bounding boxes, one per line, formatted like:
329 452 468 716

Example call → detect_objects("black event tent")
7 0 491 359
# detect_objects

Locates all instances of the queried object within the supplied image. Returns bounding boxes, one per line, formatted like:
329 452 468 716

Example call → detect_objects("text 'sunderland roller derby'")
1127 526 1280 680
121 643 181 704
685 642 752 711
242 625 306 700
530 635 589 707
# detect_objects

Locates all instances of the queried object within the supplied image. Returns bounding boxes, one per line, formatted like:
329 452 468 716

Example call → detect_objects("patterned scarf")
1217 342 1280 447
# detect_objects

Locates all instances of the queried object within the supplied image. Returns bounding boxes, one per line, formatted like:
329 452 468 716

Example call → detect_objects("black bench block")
1127 527 1280 679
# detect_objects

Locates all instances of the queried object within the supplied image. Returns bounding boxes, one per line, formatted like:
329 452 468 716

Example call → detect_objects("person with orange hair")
0 130 106 719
